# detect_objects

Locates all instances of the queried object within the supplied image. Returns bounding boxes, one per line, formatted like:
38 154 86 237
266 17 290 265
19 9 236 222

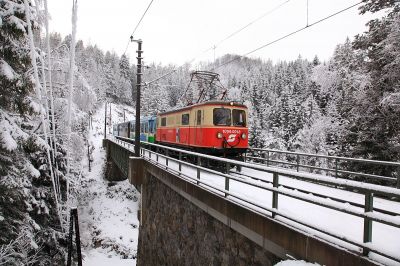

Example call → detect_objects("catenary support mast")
132 39 143 157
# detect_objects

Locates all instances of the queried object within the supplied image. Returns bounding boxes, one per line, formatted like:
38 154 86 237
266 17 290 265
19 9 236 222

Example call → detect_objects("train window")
149 120 155 133
213 108 231 126
182 114 189 125
141 123 145 133
196 110 202 125
145 122 148 133
232 109 246 127
161 117 166 127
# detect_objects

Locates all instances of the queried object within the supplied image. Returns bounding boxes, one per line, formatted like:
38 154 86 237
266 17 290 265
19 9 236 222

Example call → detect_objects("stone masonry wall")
137 173 280 265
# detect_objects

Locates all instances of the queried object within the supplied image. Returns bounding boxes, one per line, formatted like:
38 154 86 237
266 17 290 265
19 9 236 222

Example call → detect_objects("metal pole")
335 158 338 178
197 157 201 184
272 173 279 218
88 145 91 172
67 211 74 266
225 162 230 197
104 102 107 139
72 208 82 266
179 152 182 173
134 39 143 157
363 192 373 255
109 103 111 132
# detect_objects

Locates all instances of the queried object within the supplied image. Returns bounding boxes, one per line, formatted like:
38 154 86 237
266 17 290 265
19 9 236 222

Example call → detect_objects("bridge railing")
245 147 400 188
107 136 400 264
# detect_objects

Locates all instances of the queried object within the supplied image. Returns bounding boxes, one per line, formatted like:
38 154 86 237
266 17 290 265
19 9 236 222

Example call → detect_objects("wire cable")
146 1 362 85
123 0 155 55
211 1 363 71
204 0 291 54
145 1 290 85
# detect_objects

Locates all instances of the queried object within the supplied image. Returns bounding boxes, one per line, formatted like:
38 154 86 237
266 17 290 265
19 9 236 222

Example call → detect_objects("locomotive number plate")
222 129 241 134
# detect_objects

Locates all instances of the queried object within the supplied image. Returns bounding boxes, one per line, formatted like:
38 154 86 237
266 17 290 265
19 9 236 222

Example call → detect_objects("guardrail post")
363 192 373 256
296 154 300 172
335 158 338 178
272 172 279 218
226 162 230 174
166 149 169 167
266 151 270 166
156 147 159 162
197 157 201 184
396 169 400 189
225 172 230 197
179 152 182 173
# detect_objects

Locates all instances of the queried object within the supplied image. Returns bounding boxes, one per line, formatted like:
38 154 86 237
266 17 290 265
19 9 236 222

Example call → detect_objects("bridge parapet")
104 137 400 265
137 159 378 265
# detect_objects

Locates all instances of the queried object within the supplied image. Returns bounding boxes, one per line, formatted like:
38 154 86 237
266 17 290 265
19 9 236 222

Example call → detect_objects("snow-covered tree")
0 0 66 263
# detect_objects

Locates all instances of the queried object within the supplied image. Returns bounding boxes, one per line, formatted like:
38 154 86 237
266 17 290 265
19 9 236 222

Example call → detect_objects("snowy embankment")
78 103 139 265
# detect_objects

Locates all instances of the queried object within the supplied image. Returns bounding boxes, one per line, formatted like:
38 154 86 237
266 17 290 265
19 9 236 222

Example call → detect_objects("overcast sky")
47 0 378 66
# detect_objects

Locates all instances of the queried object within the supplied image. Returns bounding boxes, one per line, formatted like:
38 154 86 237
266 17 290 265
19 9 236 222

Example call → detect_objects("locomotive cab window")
182 113 189 125
232 109 246 127
161 117 166 127
213 108 231 126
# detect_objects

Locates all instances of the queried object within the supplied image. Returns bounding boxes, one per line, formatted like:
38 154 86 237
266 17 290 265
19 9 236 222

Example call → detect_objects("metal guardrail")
246 147 400 188
107 136 400 263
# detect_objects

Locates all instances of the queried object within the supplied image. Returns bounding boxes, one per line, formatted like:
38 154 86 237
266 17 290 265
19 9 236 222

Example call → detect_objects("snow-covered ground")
275 260 320 266
78 103 139 265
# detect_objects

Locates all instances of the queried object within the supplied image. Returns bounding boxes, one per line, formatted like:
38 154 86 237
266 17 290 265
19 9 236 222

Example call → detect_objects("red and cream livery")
156 101 248 157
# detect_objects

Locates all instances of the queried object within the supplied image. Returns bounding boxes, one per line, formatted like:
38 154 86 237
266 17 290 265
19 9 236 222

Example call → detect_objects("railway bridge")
103 136 400 266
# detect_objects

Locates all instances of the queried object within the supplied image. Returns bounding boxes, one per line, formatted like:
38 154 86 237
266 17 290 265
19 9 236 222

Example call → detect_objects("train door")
148 118 155 143
181 113 190 146
195 109 203 146
140 121 146 141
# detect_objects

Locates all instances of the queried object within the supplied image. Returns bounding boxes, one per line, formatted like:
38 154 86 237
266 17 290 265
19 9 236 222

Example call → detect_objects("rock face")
137 174 279 266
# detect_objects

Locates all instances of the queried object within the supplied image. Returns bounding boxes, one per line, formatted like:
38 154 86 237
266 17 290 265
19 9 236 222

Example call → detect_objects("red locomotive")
156 100 248 157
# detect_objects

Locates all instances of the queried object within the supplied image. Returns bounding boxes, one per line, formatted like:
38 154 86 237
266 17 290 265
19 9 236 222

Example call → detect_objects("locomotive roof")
158 101 247 116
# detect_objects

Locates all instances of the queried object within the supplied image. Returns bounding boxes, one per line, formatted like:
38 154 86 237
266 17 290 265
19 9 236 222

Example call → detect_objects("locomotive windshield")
232 109 246 127
213 108 231 126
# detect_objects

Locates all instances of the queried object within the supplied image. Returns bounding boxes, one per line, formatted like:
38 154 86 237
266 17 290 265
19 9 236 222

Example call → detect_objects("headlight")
241 133 247 139
217 132 223 139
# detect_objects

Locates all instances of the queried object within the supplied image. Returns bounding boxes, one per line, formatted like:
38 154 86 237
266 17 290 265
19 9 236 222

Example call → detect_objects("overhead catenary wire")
144 1 290 86
211 1 363 71
123 0 154 56
145 1 363 86
204 0 291 54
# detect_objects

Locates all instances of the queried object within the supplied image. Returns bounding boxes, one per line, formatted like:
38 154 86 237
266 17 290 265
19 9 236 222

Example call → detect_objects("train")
112 101 248 158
